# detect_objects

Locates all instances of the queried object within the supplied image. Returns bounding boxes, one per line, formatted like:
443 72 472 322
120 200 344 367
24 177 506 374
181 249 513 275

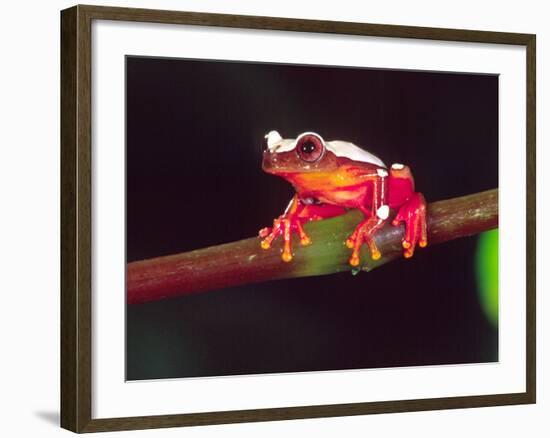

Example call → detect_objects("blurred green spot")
475 229 499 327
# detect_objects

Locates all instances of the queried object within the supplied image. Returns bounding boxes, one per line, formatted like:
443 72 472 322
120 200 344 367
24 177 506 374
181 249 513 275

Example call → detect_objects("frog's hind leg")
391 192 427 258
388 163 428 258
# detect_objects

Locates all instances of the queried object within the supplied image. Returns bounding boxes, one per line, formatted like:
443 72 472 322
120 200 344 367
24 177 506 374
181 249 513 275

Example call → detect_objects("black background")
126 56 498 380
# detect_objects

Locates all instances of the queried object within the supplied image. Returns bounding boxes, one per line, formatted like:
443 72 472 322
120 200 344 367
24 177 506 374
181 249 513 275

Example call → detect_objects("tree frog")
259 130 428 267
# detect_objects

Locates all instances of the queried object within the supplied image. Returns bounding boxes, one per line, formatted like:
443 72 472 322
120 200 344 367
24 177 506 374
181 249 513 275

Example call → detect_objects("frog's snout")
262 149 277 173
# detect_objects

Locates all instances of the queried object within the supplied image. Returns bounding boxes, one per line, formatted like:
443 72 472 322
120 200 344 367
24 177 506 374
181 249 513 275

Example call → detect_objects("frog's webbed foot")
391 192 428 258
345 216 385 266
259 215 311 262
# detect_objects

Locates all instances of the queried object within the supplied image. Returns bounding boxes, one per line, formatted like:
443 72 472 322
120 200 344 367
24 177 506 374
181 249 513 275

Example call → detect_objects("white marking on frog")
265 130 283 150
377 205 390 220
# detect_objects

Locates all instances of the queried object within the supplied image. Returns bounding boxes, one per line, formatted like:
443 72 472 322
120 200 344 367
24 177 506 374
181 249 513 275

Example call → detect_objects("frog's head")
262 131 338 177
262 130 385 178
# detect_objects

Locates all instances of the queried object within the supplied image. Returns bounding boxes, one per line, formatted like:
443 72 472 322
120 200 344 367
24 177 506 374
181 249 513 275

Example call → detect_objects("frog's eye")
296 134 324 162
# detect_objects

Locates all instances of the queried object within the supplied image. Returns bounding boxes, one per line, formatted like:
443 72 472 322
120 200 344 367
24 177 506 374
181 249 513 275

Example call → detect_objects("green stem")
127 189 498 304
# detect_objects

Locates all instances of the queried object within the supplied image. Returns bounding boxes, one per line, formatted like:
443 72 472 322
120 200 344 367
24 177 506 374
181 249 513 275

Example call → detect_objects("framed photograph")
60 4 536 433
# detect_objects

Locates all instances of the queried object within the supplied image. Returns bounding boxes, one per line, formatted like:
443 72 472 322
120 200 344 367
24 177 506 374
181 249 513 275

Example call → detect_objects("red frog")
259 130 428 267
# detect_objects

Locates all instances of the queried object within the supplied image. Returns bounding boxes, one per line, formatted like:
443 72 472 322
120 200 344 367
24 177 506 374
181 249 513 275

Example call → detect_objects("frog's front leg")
259 194 346 262
259 195 309 263
346 212 386 266
345 172 388 266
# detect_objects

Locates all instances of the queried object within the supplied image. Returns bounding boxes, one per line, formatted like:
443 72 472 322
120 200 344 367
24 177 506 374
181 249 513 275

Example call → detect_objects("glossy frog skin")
259 131 428 266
